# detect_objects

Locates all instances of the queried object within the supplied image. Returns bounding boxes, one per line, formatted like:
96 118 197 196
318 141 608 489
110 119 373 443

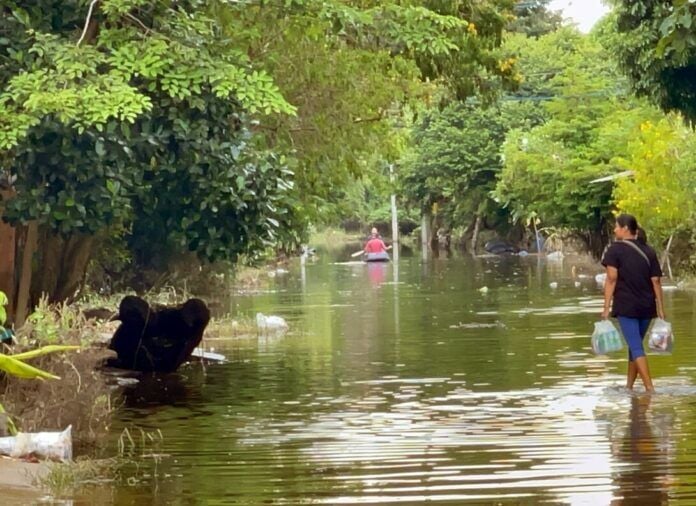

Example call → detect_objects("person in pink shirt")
364 227 388 254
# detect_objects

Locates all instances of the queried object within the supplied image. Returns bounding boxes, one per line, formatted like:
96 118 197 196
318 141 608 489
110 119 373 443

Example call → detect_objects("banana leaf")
0 353 61 380
10 345 80 361
0 402 18 436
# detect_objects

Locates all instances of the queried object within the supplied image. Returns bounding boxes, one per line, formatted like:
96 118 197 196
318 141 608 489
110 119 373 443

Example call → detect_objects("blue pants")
617 317 652 361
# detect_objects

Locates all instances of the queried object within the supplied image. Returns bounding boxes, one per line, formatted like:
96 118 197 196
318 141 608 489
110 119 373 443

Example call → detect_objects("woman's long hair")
616 213 639 234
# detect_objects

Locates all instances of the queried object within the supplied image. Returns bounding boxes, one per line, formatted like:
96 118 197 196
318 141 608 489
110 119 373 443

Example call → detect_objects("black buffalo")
107 296 211 372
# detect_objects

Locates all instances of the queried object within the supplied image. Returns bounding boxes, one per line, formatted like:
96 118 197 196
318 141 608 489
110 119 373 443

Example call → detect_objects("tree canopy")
613 117 696 244
0 1 306 277
0 0 528 306
607 0 696 123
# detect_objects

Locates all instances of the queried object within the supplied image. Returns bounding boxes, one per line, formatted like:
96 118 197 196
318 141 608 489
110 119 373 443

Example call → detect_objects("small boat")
365 251 390 262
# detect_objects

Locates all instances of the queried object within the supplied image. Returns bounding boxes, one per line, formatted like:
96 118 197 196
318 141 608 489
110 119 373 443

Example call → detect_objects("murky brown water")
7 248 696 505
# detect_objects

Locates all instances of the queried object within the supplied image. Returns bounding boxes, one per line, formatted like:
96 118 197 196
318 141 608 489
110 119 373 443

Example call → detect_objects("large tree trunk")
0 190 16 318
30 228 96 306
14 222 38 326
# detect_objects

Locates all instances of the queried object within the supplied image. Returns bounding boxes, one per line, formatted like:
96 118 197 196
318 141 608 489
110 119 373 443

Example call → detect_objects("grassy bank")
309 227 361 250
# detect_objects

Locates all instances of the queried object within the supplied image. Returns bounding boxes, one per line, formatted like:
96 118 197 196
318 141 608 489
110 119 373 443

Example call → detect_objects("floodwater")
12 248 696 504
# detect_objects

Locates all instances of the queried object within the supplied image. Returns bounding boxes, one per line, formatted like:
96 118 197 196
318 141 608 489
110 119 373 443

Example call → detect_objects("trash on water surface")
115 377 139 387
0 425 72 462
449 321 506 329
267 268 289 278
191 348 227 362
256 313 289 334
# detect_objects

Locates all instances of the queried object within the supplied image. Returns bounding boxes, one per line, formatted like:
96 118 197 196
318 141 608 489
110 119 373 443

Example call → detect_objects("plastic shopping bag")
591 320 624 355
0 425 72 461
647 318 674 355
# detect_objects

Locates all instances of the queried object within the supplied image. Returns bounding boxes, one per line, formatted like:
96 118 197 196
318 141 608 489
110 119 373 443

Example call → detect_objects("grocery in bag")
647 318 674 354
592 320 624 355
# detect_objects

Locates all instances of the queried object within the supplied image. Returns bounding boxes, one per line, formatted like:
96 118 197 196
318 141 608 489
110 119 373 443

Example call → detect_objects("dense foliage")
2 0 695 306
608 0 696 123
401 6 696 265
613 117 696 268
0 0 301 270
223 0 521 220
494 31 637 229
0 0 525 306
509 0 563 37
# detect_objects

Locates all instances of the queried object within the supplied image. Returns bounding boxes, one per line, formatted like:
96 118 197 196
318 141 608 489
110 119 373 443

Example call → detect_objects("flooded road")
40 250 696 503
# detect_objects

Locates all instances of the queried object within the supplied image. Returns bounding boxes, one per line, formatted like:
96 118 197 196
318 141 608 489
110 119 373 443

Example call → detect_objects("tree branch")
77 0 99 46
352 115 385 124
125 13 152 36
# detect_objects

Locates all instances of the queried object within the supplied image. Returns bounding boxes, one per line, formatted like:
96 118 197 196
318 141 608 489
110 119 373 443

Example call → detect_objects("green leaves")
607 0 696 123
493 27 652 233
0 345 80 380
9 345 80 362
0 2 297 151
402 103 511 226
0 354 58 379
614 117 696 243
0 0 304 254
0 291 8 326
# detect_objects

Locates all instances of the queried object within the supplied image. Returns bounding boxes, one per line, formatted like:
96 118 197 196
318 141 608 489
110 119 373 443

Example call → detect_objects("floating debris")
449 321 506 329
256 313 289 334
191 348 227 363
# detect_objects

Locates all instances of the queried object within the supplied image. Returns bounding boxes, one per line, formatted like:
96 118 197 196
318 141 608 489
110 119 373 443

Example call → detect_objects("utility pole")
389 164 399 248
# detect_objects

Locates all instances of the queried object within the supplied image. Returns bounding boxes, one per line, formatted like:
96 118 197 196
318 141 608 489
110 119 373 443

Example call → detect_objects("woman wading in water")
601 214 665 392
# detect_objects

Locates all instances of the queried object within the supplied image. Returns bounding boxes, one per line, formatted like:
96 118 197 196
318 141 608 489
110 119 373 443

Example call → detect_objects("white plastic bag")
592 320 624 355
0 425 72 461
256 313 289 335
647 318 674 355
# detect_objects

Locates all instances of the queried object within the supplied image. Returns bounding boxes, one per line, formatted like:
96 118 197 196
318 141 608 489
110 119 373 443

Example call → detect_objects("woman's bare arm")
602 266 618 319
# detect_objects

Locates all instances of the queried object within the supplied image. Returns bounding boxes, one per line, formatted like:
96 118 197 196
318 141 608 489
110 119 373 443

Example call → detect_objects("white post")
389 164 399 247
421 212 430 260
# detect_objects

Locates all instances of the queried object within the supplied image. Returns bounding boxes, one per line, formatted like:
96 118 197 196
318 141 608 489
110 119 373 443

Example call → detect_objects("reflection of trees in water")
612 395 671 505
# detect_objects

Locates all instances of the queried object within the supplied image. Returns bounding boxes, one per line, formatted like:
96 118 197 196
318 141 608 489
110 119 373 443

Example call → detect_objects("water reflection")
611 395 671 505
120 373 193 408
367 262 389 286
237 378 644 504
42 252 696 504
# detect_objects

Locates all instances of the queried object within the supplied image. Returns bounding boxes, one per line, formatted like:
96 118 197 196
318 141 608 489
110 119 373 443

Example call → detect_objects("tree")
607 0 696 123
0 1 300 313
509 0 563 37
216 0 521 221
493 29 663 256
0 0 530 316
613 117 696 256
401 103 513 247
400 27 588 249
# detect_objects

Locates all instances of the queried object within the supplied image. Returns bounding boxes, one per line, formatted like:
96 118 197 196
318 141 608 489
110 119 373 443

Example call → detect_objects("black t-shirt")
601 240 662 318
